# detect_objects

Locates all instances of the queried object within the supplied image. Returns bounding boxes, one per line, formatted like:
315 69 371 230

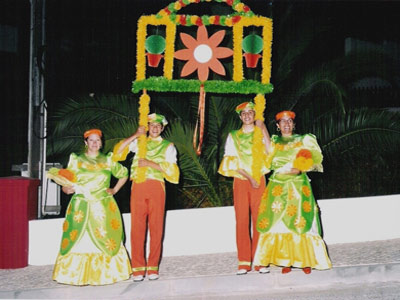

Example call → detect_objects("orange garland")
193 84 206 155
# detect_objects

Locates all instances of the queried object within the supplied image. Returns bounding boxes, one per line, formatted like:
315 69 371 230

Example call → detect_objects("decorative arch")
132 0 273 183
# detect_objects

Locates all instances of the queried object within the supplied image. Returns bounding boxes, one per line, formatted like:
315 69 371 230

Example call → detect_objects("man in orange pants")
218 102 270 275
115 113 179 281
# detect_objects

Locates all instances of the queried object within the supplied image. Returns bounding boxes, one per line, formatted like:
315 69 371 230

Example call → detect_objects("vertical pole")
28 0 46 218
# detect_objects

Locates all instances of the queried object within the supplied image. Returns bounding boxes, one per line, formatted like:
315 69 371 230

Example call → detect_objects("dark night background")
1 1 399 206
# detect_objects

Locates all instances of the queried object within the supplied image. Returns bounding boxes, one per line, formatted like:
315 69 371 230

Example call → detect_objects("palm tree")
47 92 247 210
48 2 400 211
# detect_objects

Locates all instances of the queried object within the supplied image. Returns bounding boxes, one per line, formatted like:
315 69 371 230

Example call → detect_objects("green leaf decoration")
145 35 166 54
242 34 263 54
132 77 273 94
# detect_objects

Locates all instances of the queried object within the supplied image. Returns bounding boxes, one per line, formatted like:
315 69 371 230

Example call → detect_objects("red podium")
0 177 40 268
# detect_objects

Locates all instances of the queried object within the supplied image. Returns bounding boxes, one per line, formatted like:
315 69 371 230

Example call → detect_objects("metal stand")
28 0 47 218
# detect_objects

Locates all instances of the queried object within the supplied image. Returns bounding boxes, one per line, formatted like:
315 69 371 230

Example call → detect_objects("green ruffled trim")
132 77 273 94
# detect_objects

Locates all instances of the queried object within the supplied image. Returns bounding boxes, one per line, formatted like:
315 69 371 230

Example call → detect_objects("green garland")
132 77 273 94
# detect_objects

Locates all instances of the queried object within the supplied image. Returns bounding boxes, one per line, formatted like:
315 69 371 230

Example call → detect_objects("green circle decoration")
145 35 166 54
242 34 263 54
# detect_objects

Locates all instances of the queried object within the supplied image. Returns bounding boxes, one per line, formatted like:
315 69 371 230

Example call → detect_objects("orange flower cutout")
258 218 270 230
286 204 297 217
302 201 312 213
263 187 269 198
174 26 233 82
62 220 69 232
294 141 303 148
61 238 69 250
294 216 306 229
69 230 78 241
110 219 120 230
66 204 72 215
109 201 117 213
302 185 311 197
272 185 283 197
105 238 117 252
258 202 267 213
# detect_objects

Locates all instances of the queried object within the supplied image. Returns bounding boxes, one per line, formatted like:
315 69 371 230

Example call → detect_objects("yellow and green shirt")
218 128 269 180
129 136 179 184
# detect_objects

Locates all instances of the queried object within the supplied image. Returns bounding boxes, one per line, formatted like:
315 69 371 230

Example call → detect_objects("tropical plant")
48 1 400 213
48 91 247 210
265 2 400 199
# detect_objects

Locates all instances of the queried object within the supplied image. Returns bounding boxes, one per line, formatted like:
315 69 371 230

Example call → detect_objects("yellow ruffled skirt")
53 233 132 286
254 220 332 270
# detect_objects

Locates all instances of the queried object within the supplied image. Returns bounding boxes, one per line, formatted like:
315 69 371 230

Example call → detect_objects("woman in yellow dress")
254 111 332 274
51 129 132 285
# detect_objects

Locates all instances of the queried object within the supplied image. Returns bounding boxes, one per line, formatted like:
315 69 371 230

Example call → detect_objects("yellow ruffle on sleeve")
218 156 245 179
160 162 180 184
112 140 130 162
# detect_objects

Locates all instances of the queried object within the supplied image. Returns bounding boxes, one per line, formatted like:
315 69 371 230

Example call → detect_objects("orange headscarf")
275 110 296 121
83 128 102 139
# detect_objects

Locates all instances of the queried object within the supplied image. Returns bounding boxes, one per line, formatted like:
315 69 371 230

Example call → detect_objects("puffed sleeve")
302 134 323 172
159 143 179 184
67 153 79 172
108 153 129 179
264 135 278 170
112 140 130 162
218 133 241 178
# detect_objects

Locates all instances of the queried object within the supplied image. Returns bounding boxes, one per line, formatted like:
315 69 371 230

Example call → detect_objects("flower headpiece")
235 101 255 114
84 129 102 139
148 113 168 126
275 110 296 121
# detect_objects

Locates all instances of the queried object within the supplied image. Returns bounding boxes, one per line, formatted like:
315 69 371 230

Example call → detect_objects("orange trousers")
130 180 165 276
233 176 265 271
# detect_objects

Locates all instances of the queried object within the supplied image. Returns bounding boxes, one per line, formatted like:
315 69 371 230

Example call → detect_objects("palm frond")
164 121 223 206
286 66 347 114
310 108 400 162
51 94 138 135
49 94 139 155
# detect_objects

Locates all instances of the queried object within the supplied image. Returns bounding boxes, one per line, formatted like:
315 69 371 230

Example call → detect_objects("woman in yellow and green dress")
51 129 132 285
254 111 332 274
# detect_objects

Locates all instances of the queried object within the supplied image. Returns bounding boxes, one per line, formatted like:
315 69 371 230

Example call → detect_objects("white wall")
318 194 400 244
29 194 400 265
